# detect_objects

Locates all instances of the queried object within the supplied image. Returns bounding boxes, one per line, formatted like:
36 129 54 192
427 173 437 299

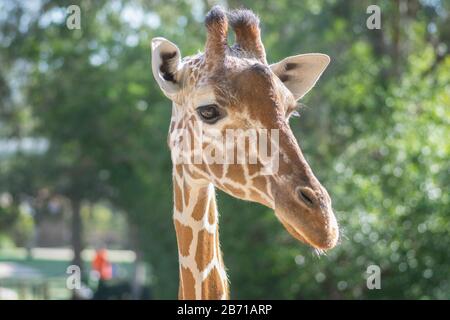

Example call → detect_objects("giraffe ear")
151 37 184 98
270 54 330 100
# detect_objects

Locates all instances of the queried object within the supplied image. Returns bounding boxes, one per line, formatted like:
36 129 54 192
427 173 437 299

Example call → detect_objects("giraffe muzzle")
274 183 339 251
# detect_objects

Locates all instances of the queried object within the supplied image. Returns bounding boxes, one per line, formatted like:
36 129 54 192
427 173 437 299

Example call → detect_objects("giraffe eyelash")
288 103 305 118
290 110 300 118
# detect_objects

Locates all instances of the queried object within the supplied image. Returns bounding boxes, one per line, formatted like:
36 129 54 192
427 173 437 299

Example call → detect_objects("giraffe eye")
196 104 224 124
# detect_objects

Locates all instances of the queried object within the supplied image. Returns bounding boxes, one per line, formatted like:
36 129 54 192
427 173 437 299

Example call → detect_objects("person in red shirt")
92 248 112 281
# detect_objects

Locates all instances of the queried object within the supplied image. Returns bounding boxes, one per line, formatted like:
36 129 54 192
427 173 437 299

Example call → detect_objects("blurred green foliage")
0 0 449 299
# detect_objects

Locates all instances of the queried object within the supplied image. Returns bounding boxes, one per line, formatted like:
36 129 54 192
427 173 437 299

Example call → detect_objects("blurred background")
0 0 449 299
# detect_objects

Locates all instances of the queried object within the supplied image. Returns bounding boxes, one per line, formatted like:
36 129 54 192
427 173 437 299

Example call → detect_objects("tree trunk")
129 221 147 299
71 199 83 299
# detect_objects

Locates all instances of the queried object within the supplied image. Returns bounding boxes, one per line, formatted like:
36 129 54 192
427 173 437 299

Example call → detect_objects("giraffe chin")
277 214 339 251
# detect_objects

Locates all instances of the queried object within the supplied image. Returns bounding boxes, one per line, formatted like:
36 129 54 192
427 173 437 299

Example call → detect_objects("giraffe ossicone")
151 6 339 300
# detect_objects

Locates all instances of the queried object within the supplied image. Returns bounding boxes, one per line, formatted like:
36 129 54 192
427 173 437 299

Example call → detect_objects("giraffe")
150 6 339 300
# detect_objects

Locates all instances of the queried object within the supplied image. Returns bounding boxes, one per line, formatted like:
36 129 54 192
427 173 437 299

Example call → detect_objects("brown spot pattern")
223 183 246 198
249 189 271 208
178 280 183 299
195 229 215 272
192 189 208 221
201 267 224 300
181 266 196 299
175 164 183 177
252 176 269 196
174 180 183 212
209 163 223 179
226 164 246 185
247 163 260 176
183 180 190 208
174 220 193 257
208 198 216 225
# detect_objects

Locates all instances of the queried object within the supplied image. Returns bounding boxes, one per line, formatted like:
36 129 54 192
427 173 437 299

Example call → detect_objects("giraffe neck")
172 165 229 300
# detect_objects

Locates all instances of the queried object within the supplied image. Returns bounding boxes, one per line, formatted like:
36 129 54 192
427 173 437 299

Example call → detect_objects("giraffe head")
151 7 339 251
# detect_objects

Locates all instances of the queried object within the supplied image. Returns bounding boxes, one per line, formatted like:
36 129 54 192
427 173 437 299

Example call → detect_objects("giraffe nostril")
297 187 316 208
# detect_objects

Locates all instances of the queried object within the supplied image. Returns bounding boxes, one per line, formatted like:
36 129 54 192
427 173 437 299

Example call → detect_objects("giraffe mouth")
276 214 339 251
277 216 311 246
